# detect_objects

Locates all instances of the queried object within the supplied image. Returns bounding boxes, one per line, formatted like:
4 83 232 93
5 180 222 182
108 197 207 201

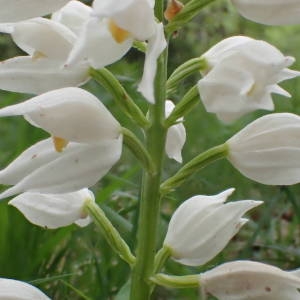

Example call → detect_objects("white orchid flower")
0 137 122 199
0 87 121 148
165 100 186 163
164 188 262 266
0 17 89 94
67 0 166 103
198 36 300 123
200 260 300 300
226 113 300 185
10 188 94 229
0 0 70 23
231 0 300 25
0 278 50 300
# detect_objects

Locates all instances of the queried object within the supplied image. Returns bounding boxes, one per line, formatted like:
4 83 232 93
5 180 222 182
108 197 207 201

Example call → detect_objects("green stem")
130 39 168 300
150 274 199 289
165 85 199 127
165 0 218 34
160 144 228 194
121 127 155 175
154 245 172 274
89 68 149 128
85 201 136 267
166 57 207 96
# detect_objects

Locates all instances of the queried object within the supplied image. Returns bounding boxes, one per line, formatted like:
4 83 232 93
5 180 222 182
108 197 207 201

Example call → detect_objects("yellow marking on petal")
52 136 69 153
246 83 256 96
32 51 47 61
164 0 184 21
108 19 131 43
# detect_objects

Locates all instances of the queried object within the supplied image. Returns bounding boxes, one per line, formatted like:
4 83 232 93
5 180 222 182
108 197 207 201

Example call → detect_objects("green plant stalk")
165 0 218 34
150 273 199 289
154 245 172 274
85 200 136 267
160 144 228 194
166 57 207 96
89 68 149 128
122 127 155 175
165 85 199 127
130 26 168 300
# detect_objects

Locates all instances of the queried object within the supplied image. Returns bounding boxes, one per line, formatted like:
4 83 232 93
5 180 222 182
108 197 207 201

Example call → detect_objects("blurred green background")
0 1 300 299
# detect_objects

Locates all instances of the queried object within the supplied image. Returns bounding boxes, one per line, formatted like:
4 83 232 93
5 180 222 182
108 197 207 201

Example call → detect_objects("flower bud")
198 36 300 123
164 188 262 266
10 188 94 229
200 260 300 300
0 278 50 299
231 0 300 25
227 113 300 185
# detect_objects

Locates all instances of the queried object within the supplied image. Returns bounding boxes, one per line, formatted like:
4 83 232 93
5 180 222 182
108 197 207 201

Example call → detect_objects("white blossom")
165 100 186 163
0 17 89 94
198 36 300 123
0 0 70 23
200 260 300 300
227 113 300 185
0 137 122 199
231 0 300 25
0 87 121 144
0 278 50 300
164 188 262 266
10 188 94 229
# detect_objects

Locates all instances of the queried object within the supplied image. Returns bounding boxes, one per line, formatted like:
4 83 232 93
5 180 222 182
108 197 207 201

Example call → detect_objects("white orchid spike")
200 260 300 300
198 36 300 123
0 137 122 199
0 0 70 23
164 188 262 266
0 87 121 146
10 188 94 229
227 113 300 185
231 0 300 25
0 278 50 300
165 100 186 163
0 17 89 94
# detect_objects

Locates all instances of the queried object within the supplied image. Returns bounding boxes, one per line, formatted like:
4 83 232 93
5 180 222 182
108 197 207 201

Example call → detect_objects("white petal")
67 17 132 69
0 56 89 94
165 101 186 163
201 260 300 300
92 0 135 17
227 113 300 185
51 0 92 35
0 87 120 143
0 136 123 198
9 18 76 59
231 0 300 25
0 278 50 300
138 23 167 103
9 188 94 229
0 0 70 22
165 190 261 266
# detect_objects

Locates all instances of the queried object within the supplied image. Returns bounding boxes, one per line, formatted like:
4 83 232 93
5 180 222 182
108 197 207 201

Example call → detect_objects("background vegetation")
0 1 300 299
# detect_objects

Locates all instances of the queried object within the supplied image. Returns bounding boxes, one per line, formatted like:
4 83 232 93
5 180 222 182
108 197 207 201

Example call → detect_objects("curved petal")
9 18 76 59
0 136 123 198
0 278 50 300
0 0 70 22
138 23 167 103
9 188 94 229
67 17 132 69
0 56 89 94
51 0 92 35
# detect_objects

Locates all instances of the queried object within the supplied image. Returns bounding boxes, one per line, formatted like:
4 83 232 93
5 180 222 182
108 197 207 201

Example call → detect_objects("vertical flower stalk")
130 2 168 299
